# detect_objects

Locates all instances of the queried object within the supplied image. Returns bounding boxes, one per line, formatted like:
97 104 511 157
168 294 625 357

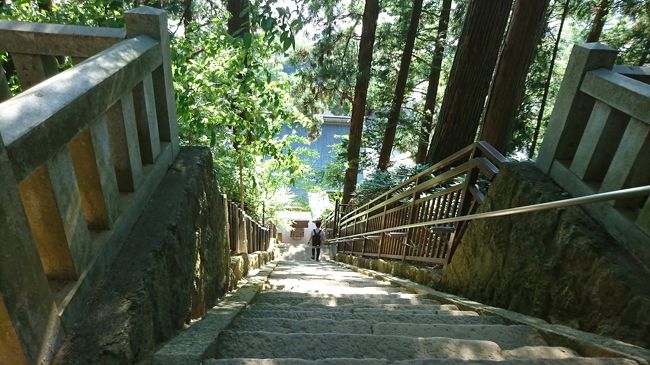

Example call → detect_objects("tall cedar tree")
480 0 549 153
425 0 513 164
529 0 570 158
227 0 250 208
586 0 612 42
377 0 424 170
342 0 380 205
415 0 452 164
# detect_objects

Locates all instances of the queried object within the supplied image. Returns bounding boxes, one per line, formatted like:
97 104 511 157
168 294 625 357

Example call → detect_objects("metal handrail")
328 185 650 242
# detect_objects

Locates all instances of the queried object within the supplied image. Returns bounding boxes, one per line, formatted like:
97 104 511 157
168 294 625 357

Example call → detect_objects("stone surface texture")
52 147 230 364
441 162 650 348
229 251 274 291
194 258 639 364
335 253 442 287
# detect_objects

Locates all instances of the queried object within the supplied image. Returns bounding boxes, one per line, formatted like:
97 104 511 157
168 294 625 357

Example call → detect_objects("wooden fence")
325 141 507 266
536 42 650 270
0 8 178 365
228 202 276 254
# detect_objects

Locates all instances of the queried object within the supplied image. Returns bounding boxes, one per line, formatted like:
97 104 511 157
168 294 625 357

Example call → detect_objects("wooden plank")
340 159 477 225
581 69 650 124
0 20 125 57
340 143 477 222
0 37 161 182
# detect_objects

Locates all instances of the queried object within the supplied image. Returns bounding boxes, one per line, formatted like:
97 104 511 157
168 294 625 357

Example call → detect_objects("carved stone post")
125 6 180 158
0 135 62 365
536 43 617 173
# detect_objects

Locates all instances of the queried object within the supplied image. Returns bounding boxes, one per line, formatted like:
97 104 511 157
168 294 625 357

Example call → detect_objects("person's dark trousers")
312 244 321 261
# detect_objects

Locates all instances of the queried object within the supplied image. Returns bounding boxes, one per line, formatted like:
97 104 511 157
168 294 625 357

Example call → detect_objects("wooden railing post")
0 135 62 365
377 194 390 259
125 6 180 158
402 177 422 261
537 43 618 173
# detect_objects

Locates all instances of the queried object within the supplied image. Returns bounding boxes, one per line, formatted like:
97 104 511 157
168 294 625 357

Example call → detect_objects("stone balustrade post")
125 6 180 158
0 135 62 365
0 65 10 102
536 43 618 173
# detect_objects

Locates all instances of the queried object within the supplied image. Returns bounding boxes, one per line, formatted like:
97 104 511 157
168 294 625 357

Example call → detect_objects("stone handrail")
0 19 125 100
228 202 276 255
536 42 650 270
0 7 179 365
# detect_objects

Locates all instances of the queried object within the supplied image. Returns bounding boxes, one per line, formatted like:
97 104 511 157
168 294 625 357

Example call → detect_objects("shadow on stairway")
154 259 648 364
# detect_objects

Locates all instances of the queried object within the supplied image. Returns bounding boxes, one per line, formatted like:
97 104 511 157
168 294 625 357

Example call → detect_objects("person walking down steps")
308 221 325 261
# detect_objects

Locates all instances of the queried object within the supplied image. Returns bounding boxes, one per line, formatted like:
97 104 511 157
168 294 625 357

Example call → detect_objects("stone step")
214 332 578 361
229 318 544 349
237 310 504 324
267 277 397 288
206 358 639 365
248 302 451 311
247 307 476 317
252 292 438 306
373 324 547 349
230 318 371 334
260 286 409 295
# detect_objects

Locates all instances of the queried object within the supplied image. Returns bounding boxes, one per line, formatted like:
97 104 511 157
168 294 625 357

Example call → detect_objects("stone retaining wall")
229 251 275 291
334 254 441 288
52 147 230 364
441 162 650 348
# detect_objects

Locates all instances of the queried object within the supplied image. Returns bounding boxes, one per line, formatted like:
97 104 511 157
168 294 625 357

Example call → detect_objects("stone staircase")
204 260 638 364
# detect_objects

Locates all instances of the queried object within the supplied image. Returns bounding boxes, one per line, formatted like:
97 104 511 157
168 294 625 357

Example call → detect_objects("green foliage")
0 0 312 224
352 163 427 206
172 1 311 221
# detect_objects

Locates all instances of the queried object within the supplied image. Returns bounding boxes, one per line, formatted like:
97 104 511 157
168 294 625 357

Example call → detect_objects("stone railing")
536 42 650 270
228 202 276 254
0 7 179 364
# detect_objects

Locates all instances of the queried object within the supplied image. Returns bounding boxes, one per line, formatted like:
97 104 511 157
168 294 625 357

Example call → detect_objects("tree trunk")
182 0 194 28
227 0 250 38
377 0 424 170
228 0 250 208
638 37 650 66
342 0 380 205
36 0 53 11
529 0 570 158
415 0 452 165
425 0 513 164
480 0 549 153
586 0 612 42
